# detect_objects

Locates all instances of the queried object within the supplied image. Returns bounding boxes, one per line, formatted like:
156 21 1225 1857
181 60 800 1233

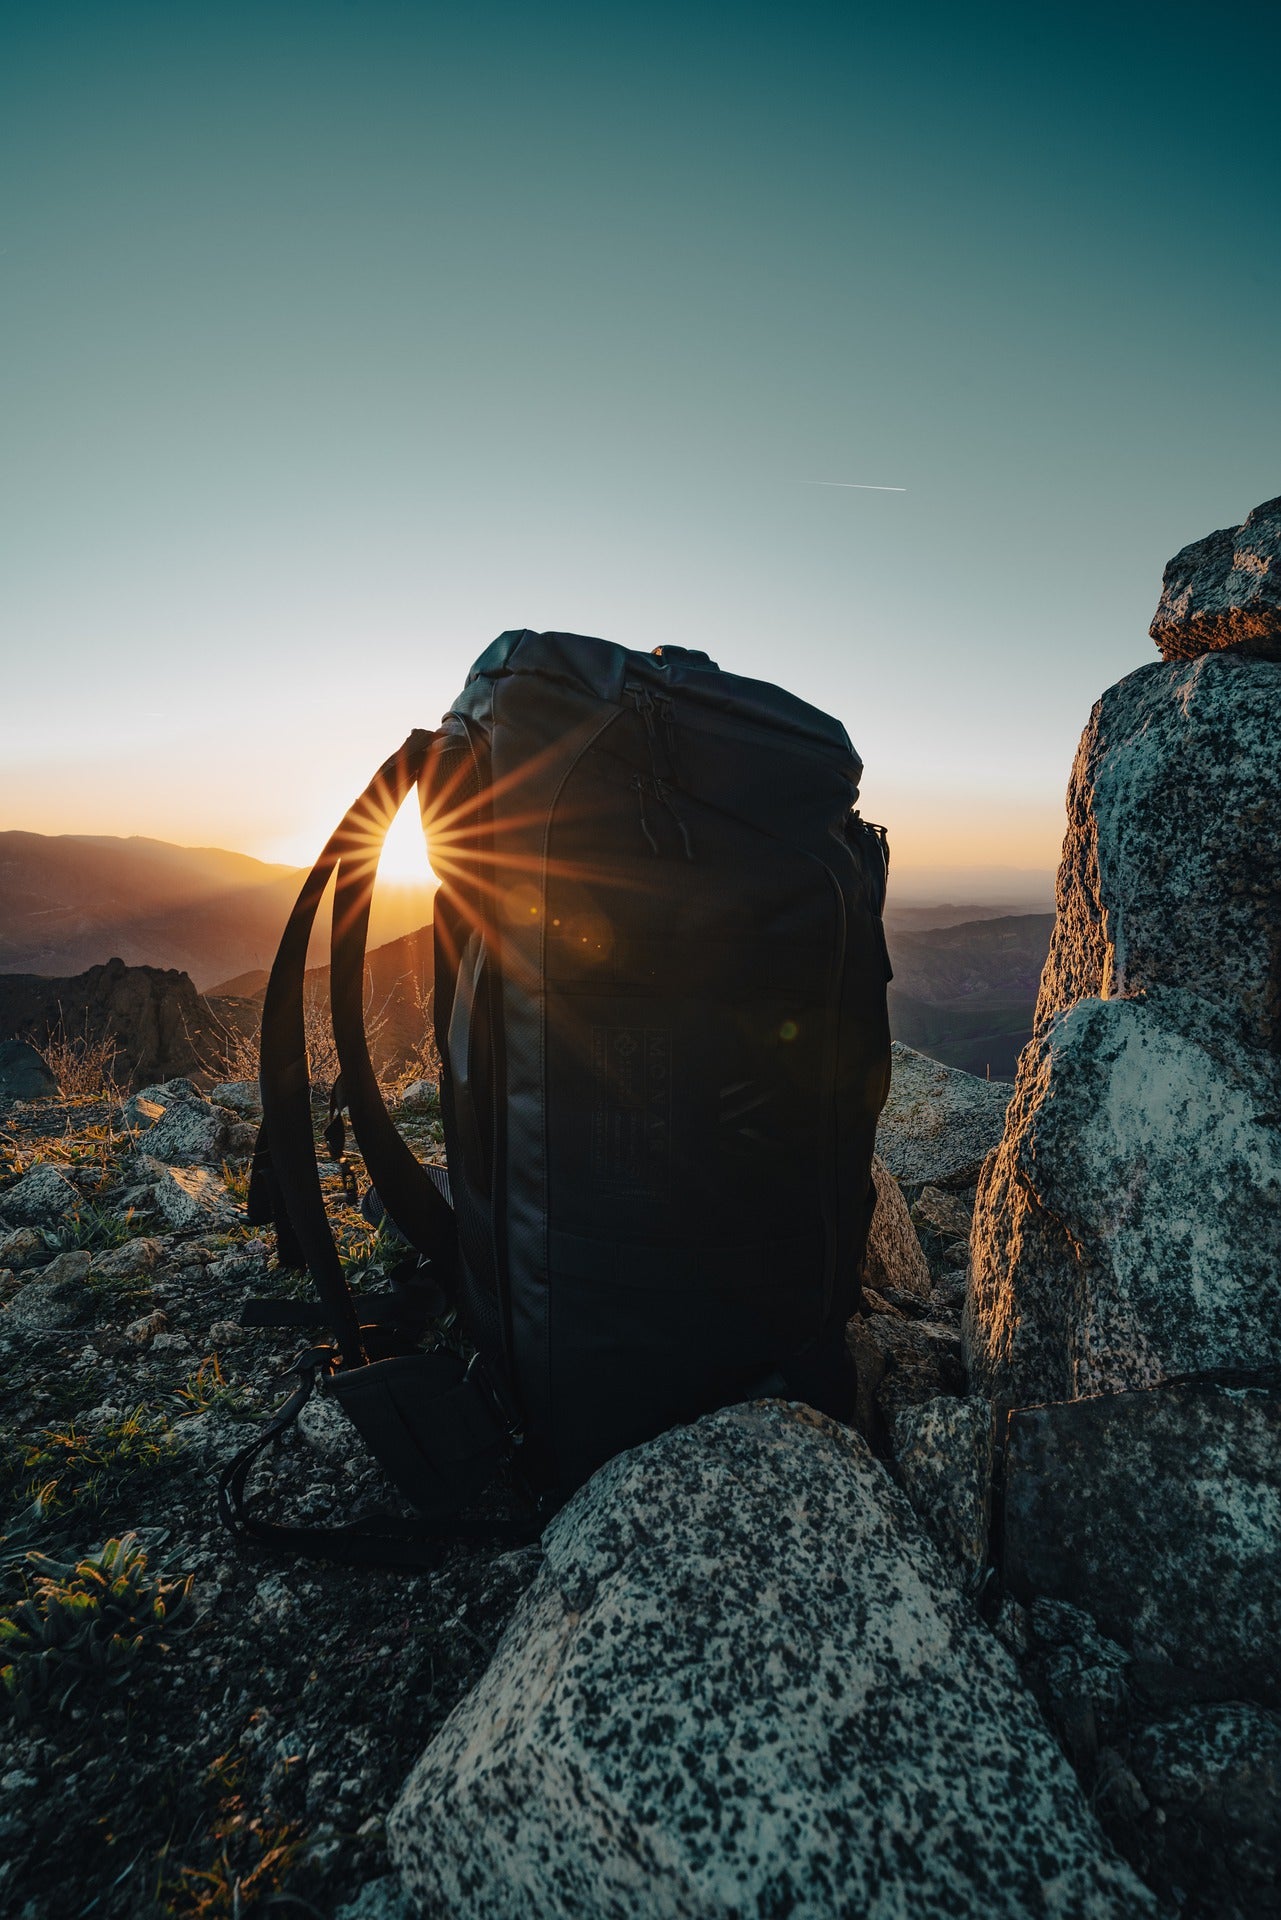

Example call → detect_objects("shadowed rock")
894 1394 995 1600
388 1400 1155 1919
1127 1702 1281 1911
0 958 223 1089
0 1040 58 1103
1003 1381 1281 1705
3 1249 92 1331
1150 494 1281 661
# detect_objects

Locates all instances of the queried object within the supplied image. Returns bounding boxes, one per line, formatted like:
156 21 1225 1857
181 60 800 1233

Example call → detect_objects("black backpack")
221 631 891 1562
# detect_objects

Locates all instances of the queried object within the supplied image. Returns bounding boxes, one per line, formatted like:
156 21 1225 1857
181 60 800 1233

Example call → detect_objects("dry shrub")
34 1012 123 1099
381 977 441 1102
203 976 396 1096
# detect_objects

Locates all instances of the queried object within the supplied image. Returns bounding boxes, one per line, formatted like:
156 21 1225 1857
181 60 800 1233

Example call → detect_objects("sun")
375 790 439 886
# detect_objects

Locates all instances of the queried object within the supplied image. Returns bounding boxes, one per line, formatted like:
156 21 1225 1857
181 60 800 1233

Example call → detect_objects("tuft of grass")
5 1406 177 1529
173 1355 252 1423
220 1159 251 1204
339 1217 403 1287
85 1264 155 1315
161 1751 303 1919
45 1200 137 1254
0 1533 193 1719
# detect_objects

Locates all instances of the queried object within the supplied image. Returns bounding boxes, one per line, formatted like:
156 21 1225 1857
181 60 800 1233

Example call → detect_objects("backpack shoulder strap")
248 730 442 1367
328 737 457 1275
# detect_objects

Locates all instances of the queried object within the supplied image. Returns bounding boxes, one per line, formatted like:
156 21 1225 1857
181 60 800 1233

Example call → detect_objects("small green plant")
85 1263 155 1314
0 1533 193 1719
173 1355 251 1422
220 1158 251 1204
339 1216 401 1286
45 1199 136 1253
7 1406 175 1526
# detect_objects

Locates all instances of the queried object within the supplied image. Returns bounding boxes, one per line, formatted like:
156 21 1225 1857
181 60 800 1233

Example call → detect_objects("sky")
2 0 1278 902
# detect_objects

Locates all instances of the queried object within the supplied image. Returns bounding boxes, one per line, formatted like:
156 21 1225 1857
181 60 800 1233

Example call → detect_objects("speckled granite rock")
910 1184 972 1239
1150 494 1281 661
893 1395 994 1599
968 653 1281 1402
139 1156 238 1230
968 994 1281 1399
0 1161 80 1227
1003 1382 1281 1703
2 1248 92 1331
208 1079 262 1117
332 1879 415 1920
388 1401 1155 1920
857 1308 966 1432
876 1043 1010 1189
863 1153 930 1298
1127 1702 1281 1909
91 1235 164 1279
142 1093 234 1166
0 1226 43 1269
1033 653 1281 1053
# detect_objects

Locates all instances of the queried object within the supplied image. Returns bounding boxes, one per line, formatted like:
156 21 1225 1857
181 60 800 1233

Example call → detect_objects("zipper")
626 686 694 860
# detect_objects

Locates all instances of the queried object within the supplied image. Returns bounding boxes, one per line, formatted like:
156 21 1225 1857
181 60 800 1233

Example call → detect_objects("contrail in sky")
803 481 907 491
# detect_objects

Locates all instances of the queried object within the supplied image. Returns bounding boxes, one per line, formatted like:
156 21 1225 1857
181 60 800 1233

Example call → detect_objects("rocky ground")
0 1079 540 1920
1 1063 1276 1918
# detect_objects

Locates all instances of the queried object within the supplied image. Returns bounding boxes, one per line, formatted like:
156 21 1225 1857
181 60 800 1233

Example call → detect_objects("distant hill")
885 913 1055 1080
0 832 433 991
883 901 1053 932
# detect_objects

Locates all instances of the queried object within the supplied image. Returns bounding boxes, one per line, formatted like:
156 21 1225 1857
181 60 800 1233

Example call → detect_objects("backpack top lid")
458 628 858 769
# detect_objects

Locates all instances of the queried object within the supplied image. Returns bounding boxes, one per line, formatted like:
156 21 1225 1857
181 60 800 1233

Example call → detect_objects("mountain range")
885 912 1055 1078
0 832 433 990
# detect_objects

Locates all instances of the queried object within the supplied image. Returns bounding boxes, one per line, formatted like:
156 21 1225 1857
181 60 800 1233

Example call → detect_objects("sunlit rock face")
388 1401 1154 1920
864 1152 931 1297
966 650 1281 1404
1149 494 1281 662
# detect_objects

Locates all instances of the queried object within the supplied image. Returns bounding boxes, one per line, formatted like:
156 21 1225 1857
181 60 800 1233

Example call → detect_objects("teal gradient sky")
3 1 1278 895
